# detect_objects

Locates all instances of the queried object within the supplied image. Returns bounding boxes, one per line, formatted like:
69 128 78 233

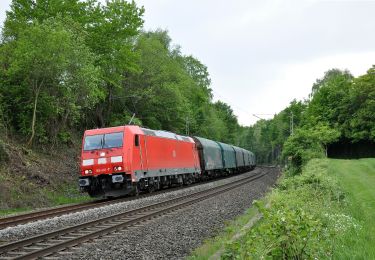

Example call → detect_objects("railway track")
0 201 101 230
0 196 145 230
0 170 261 230
0 171 265 260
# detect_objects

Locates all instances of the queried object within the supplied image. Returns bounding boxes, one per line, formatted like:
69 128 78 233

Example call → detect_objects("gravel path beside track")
0 168 275 243
67 167 279 260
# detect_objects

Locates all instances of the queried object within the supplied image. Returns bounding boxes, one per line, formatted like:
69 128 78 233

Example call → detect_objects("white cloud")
232 51 375 125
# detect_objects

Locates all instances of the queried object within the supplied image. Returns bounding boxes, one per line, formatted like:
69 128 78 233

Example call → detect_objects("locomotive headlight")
82 159 94 166
113 166 123 171
84 169 92 174
111 156 122 163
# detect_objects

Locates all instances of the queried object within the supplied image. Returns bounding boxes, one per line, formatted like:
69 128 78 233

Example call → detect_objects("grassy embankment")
0 185 92 217
0 139 92 217
329 159 375 258
190 158 375 259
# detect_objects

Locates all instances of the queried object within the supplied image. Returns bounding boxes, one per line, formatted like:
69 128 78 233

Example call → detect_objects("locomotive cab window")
103 132 123 149
135 135 139 147
83 135 103 151
84 132 124 151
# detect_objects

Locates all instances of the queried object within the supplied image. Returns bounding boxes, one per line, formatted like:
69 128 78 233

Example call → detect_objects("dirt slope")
0 137 86 211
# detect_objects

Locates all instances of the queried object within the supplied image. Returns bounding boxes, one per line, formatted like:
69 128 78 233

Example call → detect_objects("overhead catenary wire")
211 89 274 122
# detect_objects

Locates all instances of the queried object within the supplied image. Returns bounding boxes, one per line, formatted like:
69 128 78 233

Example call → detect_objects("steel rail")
0 201 105 230
0 172 265 260
0 170 259 230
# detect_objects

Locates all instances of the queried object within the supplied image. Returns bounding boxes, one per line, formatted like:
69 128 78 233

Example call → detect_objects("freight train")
78 125 256 198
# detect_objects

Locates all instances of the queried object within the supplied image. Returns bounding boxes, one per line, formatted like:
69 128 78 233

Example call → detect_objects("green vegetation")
217 159 375 259
0 207 33 217
0 137 92 214
329 159 375 259
0 185 92 217
241 68 375 168
0 151 93 216
44 184 93 206
0 0 241 147
230 51 375 259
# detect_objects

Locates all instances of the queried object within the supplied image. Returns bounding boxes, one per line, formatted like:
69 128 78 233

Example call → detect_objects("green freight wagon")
216 141 237 170
243 148 251 168
232 145 245 168
193 136 223 172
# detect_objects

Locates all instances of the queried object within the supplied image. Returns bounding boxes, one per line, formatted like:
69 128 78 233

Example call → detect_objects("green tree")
212 101 239 144
311 123 340 157
2 0 145 129
282 128 323 173
0 0 243 149
123 30 190 132
305 69 353 131
2 0 91 40
348 66 375 141
181 55 212 96
4 18 101 145
85 0 144 126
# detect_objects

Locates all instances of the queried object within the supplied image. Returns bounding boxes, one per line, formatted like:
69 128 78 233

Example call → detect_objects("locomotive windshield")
103 132 123 148
83 135 102 151
83 132 123 151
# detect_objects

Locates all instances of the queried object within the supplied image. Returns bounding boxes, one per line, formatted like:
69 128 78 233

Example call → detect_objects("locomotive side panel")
135 131 199 179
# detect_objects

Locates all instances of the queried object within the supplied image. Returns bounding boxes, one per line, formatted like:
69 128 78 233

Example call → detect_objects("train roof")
84 126 126 135
141 128 194 142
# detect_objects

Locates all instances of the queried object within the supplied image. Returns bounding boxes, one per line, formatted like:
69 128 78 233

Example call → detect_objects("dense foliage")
242 67 375 170
0 0 241 148
223 159 360 259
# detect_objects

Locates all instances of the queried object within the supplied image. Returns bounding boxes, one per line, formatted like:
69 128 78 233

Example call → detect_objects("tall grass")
329 159 375 259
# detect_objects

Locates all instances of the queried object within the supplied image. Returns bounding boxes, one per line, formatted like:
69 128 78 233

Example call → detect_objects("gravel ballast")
0 168 274 243
68 167 280 260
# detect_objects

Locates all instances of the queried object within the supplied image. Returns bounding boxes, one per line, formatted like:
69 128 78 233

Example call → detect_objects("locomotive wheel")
147 183 155 193
132 183 140 196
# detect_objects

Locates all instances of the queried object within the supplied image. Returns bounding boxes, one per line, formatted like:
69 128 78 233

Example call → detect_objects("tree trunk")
27 87 41 147
96 105 105 127
107 84 113 119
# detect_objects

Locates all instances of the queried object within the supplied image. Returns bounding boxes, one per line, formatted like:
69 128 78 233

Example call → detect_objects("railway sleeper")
3 251 23 256
23 246 44 251
57 251 74 255
43 257 60 260
61 236 81 240
33 243 55 247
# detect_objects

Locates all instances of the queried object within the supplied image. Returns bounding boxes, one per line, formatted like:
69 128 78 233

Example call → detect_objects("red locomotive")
79 125 255 198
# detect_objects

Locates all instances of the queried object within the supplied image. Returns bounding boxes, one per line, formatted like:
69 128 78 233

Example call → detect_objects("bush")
223 201 326 259
223 159 357 259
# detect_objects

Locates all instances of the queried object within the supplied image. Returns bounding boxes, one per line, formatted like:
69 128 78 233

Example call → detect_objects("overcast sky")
1 0 375 125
